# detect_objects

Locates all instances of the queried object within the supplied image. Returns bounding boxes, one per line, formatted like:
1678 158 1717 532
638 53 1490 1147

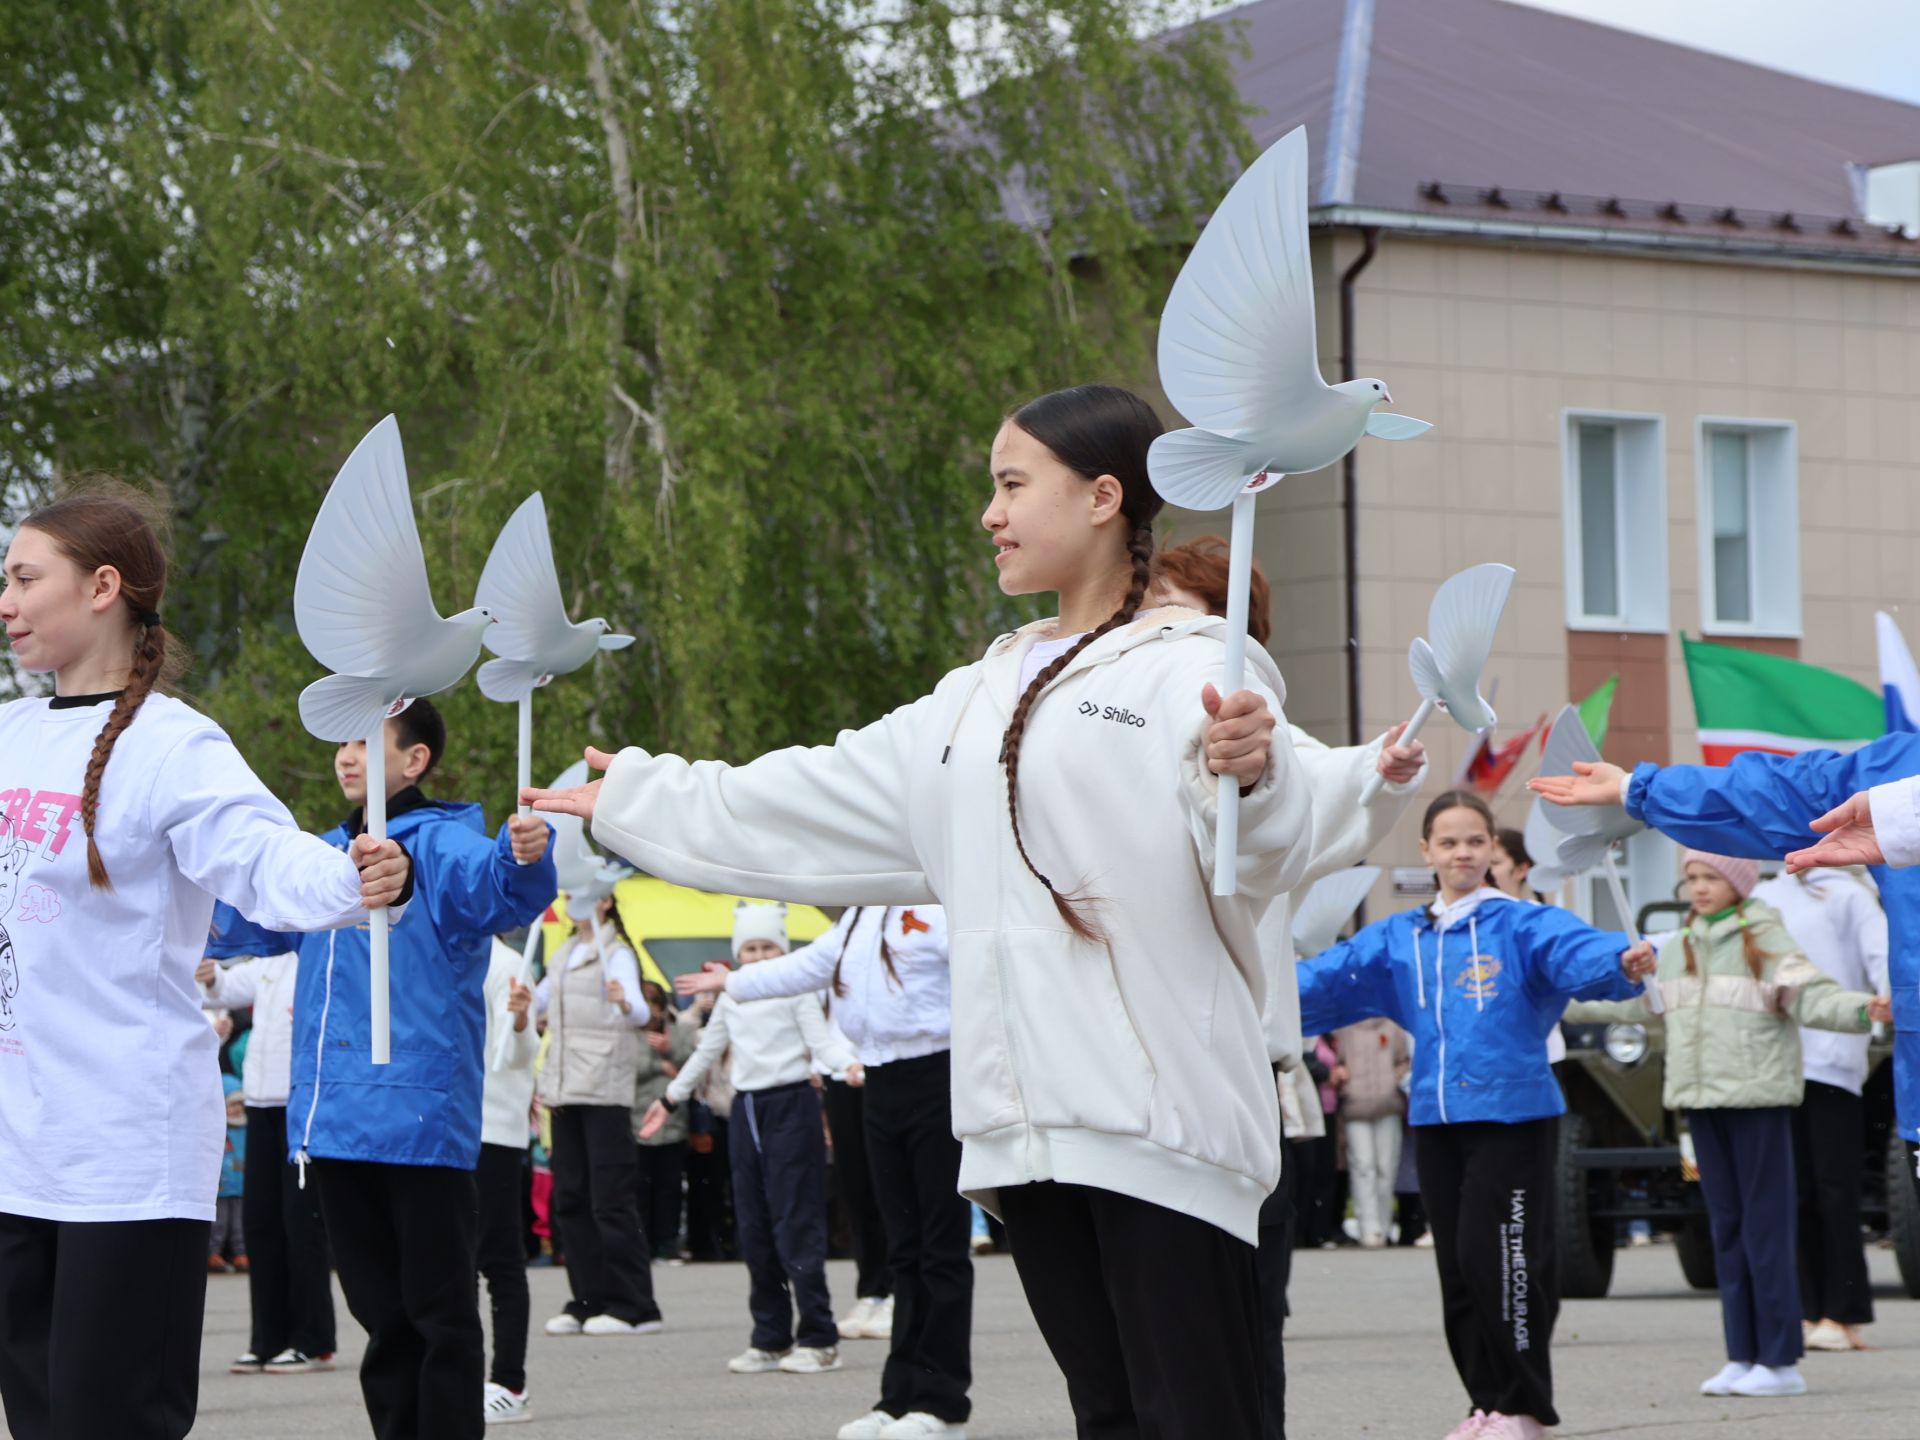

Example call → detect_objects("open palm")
1785 791 1881 872
1528 760 1628 808
522 746 616 820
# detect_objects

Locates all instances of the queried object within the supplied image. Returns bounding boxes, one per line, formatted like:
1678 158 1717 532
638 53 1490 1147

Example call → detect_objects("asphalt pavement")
166 1241 1920 1439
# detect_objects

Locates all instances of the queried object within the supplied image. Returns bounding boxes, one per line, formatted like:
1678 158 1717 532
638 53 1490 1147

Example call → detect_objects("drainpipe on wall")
1338 226 1379 747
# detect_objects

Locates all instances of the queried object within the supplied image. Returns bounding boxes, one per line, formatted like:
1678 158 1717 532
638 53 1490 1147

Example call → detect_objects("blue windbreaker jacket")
1297 890 1638 1126
210 796 556 1169
1623 737 1920 1140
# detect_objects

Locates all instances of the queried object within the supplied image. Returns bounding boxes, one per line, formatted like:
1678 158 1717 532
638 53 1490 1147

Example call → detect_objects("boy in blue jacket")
1530 735 1920 1165
1297 791 1652 1440
216 699 555 1440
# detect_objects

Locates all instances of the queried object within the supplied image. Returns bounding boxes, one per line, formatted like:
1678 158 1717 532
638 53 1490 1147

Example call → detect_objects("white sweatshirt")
1752 869 1889 1096
1868 777 1920 867
666 990 856 1102
593 610 1313 1244
200 953 299 1107
728 905 951 1066
482 938 539 1148
0 694 377 1223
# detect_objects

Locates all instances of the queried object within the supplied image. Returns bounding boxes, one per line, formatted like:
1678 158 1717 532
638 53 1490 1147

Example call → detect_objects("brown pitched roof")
1207 0 1920 261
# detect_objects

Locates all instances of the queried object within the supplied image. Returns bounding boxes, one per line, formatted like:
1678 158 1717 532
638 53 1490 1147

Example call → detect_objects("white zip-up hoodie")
200 953 299 1108
592 610 1313 1243
1753 869 1889 1096
729 904 952 1066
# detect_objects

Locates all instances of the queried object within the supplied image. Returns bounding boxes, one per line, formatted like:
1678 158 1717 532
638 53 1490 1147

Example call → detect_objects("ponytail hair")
998 384 1166 944
21 486 185 891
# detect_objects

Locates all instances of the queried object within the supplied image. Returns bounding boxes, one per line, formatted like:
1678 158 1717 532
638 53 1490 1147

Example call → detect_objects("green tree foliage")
1 0 1249 826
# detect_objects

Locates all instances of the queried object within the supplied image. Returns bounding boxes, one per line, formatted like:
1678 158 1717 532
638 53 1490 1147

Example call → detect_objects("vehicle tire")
1557 1114 1615 1299
1675 1216 1718 1290
1886 1131 1920 1300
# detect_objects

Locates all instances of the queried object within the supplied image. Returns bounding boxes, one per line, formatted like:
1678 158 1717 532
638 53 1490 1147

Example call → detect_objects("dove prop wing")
1522 800 1573 894
1157 125 1321 435
294 416 440 679
1534 706 1663 1014
1291 866 1382 959
476 493 570 666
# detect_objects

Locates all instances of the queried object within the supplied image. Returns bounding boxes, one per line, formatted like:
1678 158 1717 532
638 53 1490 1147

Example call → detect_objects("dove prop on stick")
1360 563 1516 805
1534 705 1665 1015
474 494 633 818
490 759 600 1072
295 415 497 1064
1291 865 1382 958
1149 124 1433 896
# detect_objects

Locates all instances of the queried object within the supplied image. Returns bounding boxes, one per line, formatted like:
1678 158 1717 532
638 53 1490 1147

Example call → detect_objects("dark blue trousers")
1688 1107 1802 1367
731 1081 836 1351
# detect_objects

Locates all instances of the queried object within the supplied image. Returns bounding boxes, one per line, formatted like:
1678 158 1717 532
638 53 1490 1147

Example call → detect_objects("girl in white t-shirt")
0 488 407 1439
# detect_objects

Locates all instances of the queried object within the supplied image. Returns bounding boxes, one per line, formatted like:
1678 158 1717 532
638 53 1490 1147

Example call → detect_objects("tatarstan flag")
1682 634 1883 765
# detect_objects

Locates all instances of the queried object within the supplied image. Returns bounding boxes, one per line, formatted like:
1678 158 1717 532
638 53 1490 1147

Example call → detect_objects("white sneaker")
728 1346 789 1374
264 1349 336 1373
837 1413 897 1440
1730 1364 1807 1397
861 1295 895 1340
1701 1362 1752 1395
543 1313 583 1336
1360 1231 1387 1249
1442 1412 1489 1440
581 1314 664 1336
779 1345 842 1374
838 1296 880 1340
1415 1231 1436 1249
1476 1415 1547 1440
1804 1320 1851 1352
483 1383 532 1424
878 1415 966 1439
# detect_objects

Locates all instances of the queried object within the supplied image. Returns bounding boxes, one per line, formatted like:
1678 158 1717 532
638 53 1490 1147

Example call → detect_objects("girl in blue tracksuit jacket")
1298 791 1652 1440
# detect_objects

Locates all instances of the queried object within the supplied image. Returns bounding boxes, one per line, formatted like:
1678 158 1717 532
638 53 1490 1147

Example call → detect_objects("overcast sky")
1510 0 1920 104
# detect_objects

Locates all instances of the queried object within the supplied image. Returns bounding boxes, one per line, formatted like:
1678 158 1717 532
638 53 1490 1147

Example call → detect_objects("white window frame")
1695 417 1800 639
1561 409 1668 634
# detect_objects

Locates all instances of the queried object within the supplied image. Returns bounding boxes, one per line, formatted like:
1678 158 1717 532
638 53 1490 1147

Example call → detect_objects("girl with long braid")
529 384 1311 1437
0 488 409 1439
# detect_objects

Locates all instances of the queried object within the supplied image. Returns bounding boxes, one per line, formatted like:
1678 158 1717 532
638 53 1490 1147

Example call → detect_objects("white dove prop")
1521 798 1573 895
1360 563 1516 805
474 493 633 818
1291 865 1382 959
294 415 495 1063
1150 123 1433 894
1534 704 1664 1015
489 764 601 1072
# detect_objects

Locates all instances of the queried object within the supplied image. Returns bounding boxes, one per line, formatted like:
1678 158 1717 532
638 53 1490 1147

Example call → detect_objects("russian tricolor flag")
1878 611 1920 734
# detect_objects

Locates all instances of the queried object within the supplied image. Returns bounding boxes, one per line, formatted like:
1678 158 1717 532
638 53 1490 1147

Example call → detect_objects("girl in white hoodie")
530 384 1310 1440
0 489 408 1439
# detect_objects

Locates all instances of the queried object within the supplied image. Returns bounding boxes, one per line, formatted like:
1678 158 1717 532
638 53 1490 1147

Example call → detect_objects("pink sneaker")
1443 1413 1489 1440
1477 1415 1549 1439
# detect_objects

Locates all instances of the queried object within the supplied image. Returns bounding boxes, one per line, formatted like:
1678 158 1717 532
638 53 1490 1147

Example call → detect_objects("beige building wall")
1195 229 1920 915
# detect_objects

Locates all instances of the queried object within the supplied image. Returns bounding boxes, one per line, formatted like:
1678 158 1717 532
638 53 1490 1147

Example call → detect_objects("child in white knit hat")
1569 850 1891 1401
640 902 857 1376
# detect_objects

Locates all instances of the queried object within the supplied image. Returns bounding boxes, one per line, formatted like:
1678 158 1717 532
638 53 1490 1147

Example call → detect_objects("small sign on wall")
1392 866 1439 899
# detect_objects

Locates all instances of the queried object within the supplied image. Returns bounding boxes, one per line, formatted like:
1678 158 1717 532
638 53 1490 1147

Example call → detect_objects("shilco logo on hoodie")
1076 700 1147 729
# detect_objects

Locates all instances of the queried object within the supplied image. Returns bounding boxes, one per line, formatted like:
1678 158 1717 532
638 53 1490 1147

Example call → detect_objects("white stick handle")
491 924 542 1073
1359 698 1436 806
366 726 391 1065
1212 491 1258 898
1602 849 1663 1016
517 693 533 820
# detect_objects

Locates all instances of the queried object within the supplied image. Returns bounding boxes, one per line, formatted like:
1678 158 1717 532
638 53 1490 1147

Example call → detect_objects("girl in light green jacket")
1570 851 1890 1403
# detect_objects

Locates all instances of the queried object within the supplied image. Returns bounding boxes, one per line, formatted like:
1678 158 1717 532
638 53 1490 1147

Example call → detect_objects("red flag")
1460 713 1548 796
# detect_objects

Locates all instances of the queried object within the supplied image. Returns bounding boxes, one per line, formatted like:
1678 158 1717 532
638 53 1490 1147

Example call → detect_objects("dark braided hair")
22 487 186 891
832 906 904 999
999 385 1166 943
